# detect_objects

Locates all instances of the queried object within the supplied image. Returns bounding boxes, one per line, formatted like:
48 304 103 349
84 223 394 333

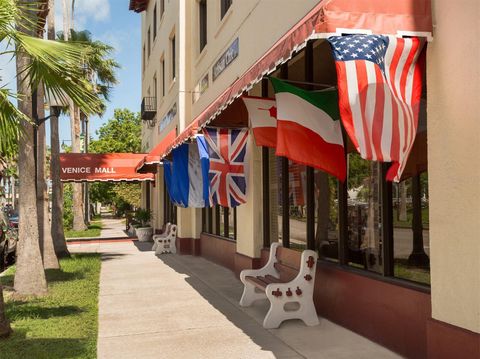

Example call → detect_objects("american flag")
328 34 425 182
203 127 248 207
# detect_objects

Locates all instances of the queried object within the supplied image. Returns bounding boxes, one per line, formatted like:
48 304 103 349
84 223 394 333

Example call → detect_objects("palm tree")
0 161 12 338
57 28 119 231
48 0 69 258
1 0 103 300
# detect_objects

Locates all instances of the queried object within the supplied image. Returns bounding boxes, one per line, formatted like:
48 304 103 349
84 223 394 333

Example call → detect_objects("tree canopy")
89 109 142 153
88 109 143 214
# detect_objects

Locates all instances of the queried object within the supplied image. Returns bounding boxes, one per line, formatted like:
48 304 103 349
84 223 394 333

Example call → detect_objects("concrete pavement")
68 241 399 359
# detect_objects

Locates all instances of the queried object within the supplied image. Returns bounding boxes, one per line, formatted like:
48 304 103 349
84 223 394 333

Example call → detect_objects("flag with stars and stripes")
203 127 249 207
328 34 425 182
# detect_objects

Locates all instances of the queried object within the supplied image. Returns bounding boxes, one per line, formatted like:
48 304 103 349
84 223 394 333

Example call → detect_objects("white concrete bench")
239 242 319 329
152 223 177 255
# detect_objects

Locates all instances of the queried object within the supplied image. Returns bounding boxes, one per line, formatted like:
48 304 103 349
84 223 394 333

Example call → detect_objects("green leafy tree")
0 0 104 337
89 109 142 214
89 109 142 153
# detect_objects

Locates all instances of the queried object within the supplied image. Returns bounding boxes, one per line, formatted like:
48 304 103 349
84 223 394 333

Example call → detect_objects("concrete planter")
136 227 153 242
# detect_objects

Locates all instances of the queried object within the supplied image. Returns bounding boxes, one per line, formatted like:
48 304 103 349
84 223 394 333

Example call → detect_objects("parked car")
0 210 18 272
8 212 18 228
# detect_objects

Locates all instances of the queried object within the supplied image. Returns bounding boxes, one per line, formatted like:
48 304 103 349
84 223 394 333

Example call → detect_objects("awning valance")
136 128 177 173
60 153 154 182
162 0 432 157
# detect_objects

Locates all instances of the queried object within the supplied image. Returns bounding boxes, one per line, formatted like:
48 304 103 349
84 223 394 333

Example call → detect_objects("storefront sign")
193 73 209 103
212 38 239 81
59 153 154 182
159 102 177 133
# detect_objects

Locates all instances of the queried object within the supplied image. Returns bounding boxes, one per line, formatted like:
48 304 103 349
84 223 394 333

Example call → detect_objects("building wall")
190 0 319 120
427 0 480 334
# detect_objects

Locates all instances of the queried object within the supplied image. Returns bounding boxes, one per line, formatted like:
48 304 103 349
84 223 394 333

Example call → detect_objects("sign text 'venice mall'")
61 167 117 174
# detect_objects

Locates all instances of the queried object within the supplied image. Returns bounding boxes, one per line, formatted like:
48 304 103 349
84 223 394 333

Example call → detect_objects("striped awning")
60 153 154 182
161 0 432 157
136 128 177 173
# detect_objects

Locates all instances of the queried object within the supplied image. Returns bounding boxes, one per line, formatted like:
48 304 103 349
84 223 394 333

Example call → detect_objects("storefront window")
393 173 430 284
288 160 307 250
316 171 339 261
346 154 383 273
202 205 236 240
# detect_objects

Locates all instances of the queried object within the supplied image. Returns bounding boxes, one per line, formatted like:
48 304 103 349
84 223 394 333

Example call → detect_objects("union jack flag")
203 127 249 207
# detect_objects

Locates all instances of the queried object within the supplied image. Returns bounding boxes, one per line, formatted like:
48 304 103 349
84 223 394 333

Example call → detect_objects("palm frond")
0 88 29 159
15 33 103 115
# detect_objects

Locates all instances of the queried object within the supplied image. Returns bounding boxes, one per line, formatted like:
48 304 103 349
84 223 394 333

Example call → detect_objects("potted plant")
134 208 153 242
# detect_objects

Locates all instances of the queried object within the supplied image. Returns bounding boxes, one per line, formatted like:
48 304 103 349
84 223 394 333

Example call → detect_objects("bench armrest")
265 249 318 299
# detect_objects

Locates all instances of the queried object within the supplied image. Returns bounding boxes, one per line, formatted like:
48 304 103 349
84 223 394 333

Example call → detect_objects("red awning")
163 0 432 156
129 0 149 13
60 153 154 182
136 128 177 173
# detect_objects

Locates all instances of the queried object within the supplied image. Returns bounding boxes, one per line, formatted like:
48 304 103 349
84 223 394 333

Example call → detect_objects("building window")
153 4 157 39
202 205 237 240
145 182 151 212
153 74 157 100
199 0 207 52
261 95 430 286
147 27 151 57
142 44 146 72
171 34 176 81
160 0 165 18
163 180 177 225
161 57 165 96
221 0 232 19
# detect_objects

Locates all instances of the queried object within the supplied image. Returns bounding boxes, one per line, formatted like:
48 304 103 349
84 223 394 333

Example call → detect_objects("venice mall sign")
59 153 154 182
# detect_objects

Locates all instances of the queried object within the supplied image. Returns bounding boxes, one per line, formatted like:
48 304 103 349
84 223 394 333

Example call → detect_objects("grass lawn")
393 207 429 229
65 220 102 239
0 254 101 359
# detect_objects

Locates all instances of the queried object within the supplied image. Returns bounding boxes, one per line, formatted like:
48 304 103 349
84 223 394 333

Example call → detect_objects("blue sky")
54 0 141 144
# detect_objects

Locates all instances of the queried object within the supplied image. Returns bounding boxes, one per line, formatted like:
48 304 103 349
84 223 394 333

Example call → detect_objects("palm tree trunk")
71 106 86 231
0 284 11 338
36 86 59 270
63 0 85 232
48 0 70 258
14 46 48 296
0 171 12 338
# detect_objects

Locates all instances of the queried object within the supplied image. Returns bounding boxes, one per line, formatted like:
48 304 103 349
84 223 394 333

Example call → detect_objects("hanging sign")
212 38 239 81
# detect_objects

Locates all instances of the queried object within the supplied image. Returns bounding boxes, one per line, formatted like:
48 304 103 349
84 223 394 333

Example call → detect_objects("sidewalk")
99 215 129 239
68 241 399 359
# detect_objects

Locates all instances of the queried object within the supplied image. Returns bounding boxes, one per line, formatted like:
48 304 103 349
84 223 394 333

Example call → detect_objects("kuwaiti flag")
166 135 210 208
270 77 346 181
242 95 277 148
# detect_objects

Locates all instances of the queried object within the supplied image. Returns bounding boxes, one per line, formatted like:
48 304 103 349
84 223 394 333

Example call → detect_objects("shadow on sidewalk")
132 241 153 252
153 254 302 358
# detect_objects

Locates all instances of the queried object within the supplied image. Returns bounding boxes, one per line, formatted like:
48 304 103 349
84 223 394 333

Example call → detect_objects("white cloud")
54 0 110 33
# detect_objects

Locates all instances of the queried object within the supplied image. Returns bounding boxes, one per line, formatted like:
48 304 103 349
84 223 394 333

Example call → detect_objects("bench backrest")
271 246 300 282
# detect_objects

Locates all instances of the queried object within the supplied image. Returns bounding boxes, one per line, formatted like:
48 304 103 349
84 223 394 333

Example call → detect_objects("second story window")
160 0 165 18
199 0 207 52
221 0 232 19
143 44 146 72
147 27 151 57
171 34 176 81
153 74 157 99
161 57 165 96
153 4 157 39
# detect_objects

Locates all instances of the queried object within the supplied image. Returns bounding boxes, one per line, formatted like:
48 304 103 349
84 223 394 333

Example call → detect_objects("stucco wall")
428 0 480 333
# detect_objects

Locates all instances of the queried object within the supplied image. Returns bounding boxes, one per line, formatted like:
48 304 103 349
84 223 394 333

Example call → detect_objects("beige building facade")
131 0 480 357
